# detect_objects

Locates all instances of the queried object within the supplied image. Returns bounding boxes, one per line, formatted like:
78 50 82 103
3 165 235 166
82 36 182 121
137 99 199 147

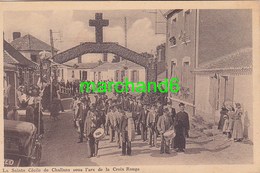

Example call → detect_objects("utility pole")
50 29 55 56
123 17 128 64
124 17 127 48
49 29 54 103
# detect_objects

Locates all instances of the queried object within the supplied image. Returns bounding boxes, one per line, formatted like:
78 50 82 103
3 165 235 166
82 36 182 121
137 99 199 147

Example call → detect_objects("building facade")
91 61 146 85
4 39 38 108
165 9 252 138
11 33 58 64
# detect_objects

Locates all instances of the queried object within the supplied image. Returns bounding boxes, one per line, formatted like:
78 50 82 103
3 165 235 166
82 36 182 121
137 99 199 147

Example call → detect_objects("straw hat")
27 97 35 105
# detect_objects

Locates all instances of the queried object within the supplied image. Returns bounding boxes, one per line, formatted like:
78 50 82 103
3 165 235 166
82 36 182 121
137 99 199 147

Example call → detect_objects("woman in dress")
50 96 61 120
232 103 244 142
218 104 228 131
226 105 236 139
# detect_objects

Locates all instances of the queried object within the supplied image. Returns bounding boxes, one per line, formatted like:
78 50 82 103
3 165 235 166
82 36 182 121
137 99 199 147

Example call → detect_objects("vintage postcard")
0 1 259 173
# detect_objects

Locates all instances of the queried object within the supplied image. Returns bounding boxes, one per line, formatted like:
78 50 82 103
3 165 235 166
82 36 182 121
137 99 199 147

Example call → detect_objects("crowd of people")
4 82 248 159
4 84 65 138
71 92 190 157
218 102 248 142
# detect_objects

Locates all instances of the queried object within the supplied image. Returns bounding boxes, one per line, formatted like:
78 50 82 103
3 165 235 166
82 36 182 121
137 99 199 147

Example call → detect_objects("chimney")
13 32 21 40
103 53 108 62
78 56 82 63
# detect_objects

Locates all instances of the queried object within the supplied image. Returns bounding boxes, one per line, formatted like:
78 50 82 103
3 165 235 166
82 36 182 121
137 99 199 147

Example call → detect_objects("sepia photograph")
1 2 259 172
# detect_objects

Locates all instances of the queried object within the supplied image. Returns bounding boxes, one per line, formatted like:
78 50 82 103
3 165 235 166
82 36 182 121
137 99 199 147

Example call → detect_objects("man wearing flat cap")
106 104 117 142
174 103 190 152
157 107 174 154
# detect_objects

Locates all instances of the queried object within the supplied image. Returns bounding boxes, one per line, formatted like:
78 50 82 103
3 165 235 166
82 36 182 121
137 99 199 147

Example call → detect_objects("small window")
115 70 120 82
158 49 162 61
172 17 177 23
131 70 139 83
72 70 75 78
169 36 176 47
170 14 178 39
182 56 191 66
79 70 82 80
183 62 189 66
121 70 126 81
61 69 64 79
31 55 37 62
170 59 177 77
98 72 101 80
182 9 191 43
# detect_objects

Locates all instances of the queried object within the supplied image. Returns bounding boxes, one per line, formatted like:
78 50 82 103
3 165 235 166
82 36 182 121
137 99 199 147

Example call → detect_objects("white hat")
28 97 34 105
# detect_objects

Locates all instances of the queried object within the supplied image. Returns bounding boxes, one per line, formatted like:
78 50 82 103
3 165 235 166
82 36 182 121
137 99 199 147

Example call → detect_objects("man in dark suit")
76 98 85 143
138 104 148 142
135 99 142 135
174 102 190 152
170 106 176 149
123 94 131 112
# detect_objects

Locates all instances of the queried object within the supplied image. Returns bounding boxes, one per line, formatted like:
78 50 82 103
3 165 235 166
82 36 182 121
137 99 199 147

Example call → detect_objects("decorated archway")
53 13 157 84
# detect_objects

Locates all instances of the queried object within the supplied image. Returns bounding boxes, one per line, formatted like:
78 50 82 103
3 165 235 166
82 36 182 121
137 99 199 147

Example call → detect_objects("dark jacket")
174 111 190 133
138 108 148 125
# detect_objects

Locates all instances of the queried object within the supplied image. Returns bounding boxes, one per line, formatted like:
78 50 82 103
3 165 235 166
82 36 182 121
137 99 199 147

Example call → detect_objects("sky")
4 10 168 63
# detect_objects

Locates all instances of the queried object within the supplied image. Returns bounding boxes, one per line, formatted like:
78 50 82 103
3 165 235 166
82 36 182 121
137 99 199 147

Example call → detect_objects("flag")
37 77 42 88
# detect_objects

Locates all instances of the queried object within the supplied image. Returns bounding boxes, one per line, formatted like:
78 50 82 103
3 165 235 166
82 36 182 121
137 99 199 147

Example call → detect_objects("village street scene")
3 9 253 166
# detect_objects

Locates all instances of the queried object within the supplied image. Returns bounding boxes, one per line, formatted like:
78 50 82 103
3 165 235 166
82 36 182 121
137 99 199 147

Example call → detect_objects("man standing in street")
106 104 116 143
115 105 124 148
135 99 142 135
120 111 135 156
75 98 85 143
138 104 148 142
157 108 174 154
146 105 157 147
174 102 190 152
56 90 64 112
84 105 102 158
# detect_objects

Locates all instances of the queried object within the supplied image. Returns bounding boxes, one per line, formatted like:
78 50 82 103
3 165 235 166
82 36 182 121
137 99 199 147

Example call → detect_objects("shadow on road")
184 145 231 155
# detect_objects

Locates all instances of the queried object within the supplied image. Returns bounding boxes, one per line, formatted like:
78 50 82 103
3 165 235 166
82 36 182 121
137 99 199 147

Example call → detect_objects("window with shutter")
98 72 101 80
61 69 64 79
115 70 120 82
182 9 191 43
72 70 75 78
121 70 126 82
136 70 139 82
169 36 177 47
131 70 139 83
